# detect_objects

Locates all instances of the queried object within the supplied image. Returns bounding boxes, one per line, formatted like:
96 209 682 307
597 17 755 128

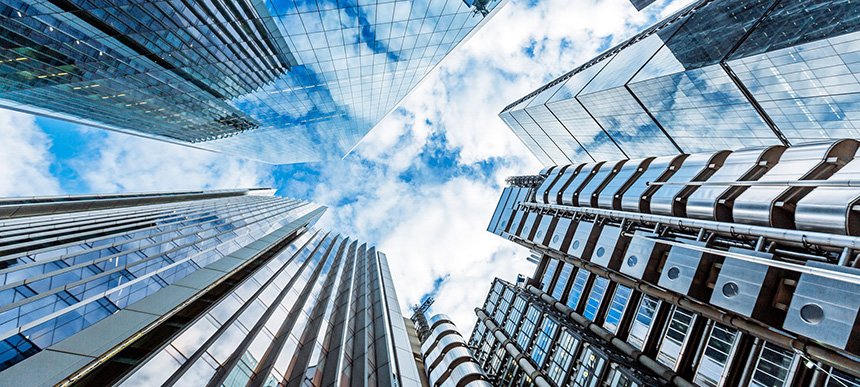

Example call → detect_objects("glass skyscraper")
475 139 860 386
500 0 860 166
0 189 422 386
0 0 505 164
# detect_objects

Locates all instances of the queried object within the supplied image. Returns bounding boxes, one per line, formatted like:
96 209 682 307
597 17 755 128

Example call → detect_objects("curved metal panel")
423 330 464 371
597 158 655 210
686 145 785 221
649 150 730 217
795 153 860 235
561 162 605 206
733 140 859 228
578 160 627 208
548 164 585 205
428 346 474 383
535 166 566 204
443 361 487 387
621 155 687 213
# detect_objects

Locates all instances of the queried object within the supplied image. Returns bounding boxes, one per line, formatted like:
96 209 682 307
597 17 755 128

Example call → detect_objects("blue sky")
0 0 685 331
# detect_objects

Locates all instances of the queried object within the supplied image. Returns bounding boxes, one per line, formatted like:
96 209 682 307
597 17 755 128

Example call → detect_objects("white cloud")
0 110 61 196
309 0 693 334
73 130 273 193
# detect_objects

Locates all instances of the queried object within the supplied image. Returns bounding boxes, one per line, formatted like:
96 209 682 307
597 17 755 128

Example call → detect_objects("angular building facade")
500 0 860 166
0 189 422 386
477 139 860 386
0 0 506 164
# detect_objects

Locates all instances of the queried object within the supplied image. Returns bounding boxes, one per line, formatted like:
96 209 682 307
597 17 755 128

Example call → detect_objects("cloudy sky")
0 0 686 332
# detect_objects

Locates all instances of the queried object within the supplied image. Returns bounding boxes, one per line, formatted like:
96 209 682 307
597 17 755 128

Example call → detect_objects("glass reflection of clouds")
501 0 860 166
0 0 503 164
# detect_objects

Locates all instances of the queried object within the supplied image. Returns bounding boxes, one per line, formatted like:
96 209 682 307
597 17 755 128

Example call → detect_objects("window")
565 270 590 310
657 307 697 370
486 281 503 314
570 347 607 387
516 305 541 351
542 260 560 292
494 288 514 324
506 296 527 336
582 277 610 320
531 318 558 367
546 330 580 385
551 263 573 300
750 342 796 387
627 295 660 350
694 324 739 387
603 285 632 333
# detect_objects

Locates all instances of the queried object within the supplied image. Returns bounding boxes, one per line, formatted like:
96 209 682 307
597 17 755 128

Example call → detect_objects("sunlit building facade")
500 0 860 166
0 189 422 386
0 0 505 164
476 139 860 386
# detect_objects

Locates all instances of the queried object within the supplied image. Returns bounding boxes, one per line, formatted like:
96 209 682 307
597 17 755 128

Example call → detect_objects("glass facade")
0 0 505 164
0 189 422 386
501 0 860 166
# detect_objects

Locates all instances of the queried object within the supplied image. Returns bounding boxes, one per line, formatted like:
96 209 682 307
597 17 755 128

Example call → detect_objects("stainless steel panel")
598 158 655 210
506 210 524 235
548 217 572 251
561 162 604 206
535 166 563 204
796 153 860 235
488 187 513 233
650 150 731 217
548 164 586 205
658 240 721 301
531 215 553 245
622 155 687 213
589 225 630 270
733 139 859 228
686 145 785 221
784 261 860 354
493 208 513 235
566 220 600 260
578 160 627 208
620 231 669 282
709 248 793 326
517 211 539 239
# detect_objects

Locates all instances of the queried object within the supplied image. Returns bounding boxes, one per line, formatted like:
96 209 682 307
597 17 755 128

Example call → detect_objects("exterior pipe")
475 309 552 387
646 179 860 188
512 236 860 377
737 338 762 387
522 202 860 251
524 285 696 387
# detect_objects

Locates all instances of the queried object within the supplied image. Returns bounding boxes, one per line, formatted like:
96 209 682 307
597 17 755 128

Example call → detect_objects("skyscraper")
0 189 422 386
499 0 860 166
0 0 506 164
475 139 860 386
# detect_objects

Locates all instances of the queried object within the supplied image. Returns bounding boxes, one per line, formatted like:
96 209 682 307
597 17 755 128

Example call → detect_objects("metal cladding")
419 314 490 387
482 138 860 386
709 248 798 327
732 139 860 229
657 240 721 301
784 262 860 354
685 145 785 221
648 150 730 217
620 230 669 283
0 190 423 386
795 151 860 235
